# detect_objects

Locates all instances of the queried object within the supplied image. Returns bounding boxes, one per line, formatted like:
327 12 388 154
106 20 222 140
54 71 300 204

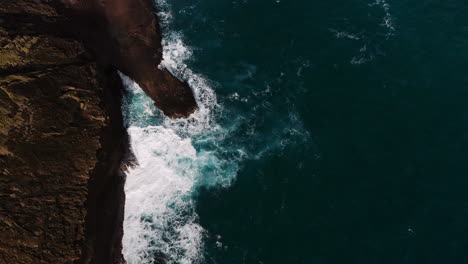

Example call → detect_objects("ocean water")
121 0 468 263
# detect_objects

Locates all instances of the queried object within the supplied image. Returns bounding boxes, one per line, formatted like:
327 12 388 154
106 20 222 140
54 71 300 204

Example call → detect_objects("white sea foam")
121 1 313 263
329 29 361 40
369 0 395 37
122 125 204 264
121 1 235 263
330 1 396 65
120 55 217 264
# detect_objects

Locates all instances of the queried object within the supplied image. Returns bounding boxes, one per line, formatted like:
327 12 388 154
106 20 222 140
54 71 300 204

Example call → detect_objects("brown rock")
0 1 126 264
62 0 198 118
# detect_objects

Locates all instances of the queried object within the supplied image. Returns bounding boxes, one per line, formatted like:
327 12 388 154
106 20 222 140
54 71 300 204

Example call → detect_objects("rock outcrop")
0 0 193 263
62 0 198 118
0 1 127 263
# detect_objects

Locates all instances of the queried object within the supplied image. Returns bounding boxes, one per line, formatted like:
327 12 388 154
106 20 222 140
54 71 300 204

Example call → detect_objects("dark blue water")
123 0 468 263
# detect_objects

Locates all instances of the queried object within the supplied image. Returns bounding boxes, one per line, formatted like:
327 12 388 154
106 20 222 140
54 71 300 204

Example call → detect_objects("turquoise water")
122 0 468 263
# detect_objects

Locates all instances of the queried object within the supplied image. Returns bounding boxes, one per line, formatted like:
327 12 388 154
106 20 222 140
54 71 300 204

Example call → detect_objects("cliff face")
0 1 126 263
0 0 195 262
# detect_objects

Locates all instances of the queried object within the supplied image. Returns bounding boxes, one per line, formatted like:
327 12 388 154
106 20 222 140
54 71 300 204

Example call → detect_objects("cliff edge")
0 1 126 263
0 0 190 263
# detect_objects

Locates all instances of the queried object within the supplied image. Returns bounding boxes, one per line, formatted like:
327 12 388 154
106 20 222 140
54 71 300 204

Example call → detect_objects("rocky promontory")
0 0 196 263
62 0 198 118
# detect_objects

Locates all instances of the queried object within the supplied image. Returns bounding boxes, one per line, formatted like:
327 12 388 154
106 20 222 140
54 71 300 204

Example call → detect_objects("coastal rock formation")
63 0 198 118
0 0 193 263
0 1 126 263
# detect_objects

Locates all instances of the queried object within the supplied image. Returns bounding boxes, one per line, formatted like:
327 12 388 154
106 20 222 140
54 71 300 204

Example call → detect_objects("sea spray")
121 0 310 263
120 68 220 263
120 2 236 262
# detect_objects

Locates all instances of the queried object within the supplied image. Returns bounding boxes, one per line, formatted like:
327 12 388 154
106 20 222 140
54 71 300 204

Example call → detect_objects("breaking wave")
120 1 310 263
120 1 237 263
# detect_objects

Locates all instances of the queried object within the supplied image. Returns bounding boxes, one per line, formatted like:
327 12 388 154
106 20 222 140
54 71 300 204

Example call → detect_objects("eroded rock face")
63 0 198 118
0 1 126 263
0 66 117 264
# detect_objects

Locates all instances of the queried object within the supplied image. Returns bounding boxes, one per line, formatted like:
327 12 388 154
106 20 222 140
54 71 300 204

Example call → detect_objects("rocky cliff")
0 1 126 263
0 0 193 263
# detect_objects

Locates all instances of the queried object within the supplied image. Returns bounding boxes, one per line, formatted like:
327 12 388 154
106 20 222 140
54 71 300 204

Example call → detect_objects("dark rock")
0 52 126 263
1 0 194 262
0 1 116 264
62 0 198 118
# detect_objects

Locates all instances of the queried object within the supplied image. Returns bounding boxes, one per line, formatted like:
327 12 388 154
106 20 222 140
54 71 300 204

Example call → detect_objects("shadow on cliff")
78 67 128 264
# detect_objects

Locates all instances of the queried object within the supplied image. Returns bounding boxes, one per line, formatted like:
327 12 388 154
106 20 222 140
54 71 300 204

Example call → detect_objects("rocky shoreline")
0 0 194 263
